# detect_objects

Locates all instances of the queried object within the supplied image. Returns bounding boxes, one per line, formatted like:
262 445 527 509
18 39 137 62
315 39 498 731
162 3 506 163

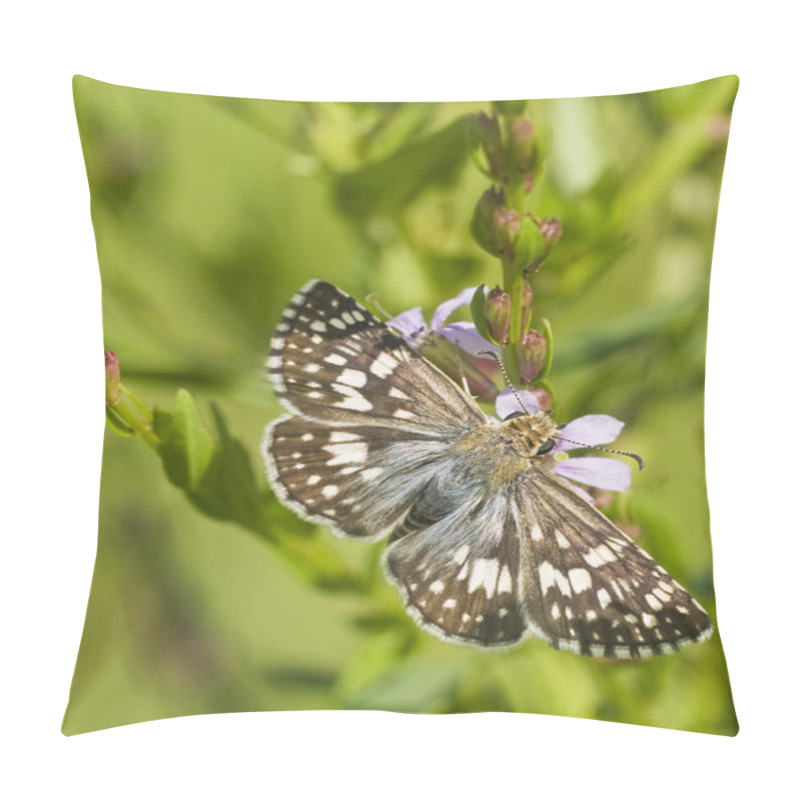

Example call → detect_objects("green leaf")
469 284 496 344
152 389 214 491
513 216 547 271
105 405 135 437
538 316 555 380
337 630 416 701
332 116 472 220
188 403 264 529
345 657 466 712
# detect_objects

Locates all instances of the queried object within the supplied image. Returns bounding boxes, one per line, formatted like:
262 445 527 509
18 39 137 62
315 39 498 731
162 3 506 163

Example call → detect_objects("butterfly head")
500 409 560 460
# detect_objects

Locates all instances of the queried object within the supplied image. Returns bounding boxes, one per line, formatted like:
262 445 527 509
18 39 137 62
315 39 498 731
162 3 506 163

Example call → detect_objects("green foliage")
333 116 474 221
65 75 739 736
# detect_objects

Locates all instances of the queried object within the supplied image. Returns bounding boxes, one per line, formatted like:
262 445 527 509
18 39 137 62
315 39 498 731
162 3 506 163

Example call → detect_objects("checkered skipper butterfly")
262 281 713 658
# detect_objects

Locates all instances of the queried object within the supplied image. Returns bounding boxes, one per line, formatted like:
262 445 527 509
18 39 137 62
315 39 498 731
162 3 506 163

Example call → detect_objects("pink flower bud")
520 280 533 330
493 207 521 240
530 386 552 411
517 330 547 382
420 336 499 401
510 118 537 171
105 349 121 405
539 217 563 245
476 112 506 179
484 286 511 345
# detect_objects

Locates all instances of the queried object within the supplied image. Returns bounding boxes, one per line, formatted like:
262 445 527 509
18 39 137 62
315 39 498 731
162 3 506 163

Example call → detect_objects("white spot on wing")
467 558 500 598
583 544 617 567
370 352 399 378
329 431 361 442
337 368 368 388
538 562 571 596
645 594 663 611
497 565 513 594
334 392 373 412
323 442 368 465
568 568 592 593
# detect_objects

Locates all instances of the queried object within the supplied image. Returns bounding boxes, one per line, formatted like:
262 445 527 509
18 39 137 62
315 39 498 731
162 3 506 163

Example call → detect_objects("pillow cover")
64 75 738 735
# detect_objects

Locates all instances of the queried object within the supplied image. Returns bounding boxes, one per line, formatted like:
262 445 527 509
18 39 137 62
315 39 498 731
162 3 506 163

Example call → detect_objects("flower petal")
388 307 426 339
554 456 631 492
440 321 498 357
562 482 596 504
555 414 625 452
431 287 478 331
495 387 541 419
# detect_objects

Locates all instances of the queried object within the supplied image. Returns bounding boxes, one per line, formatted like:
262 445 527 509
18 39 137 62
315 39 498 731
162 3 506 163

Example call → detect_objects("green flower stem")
122 384 153 424
499 111 530 385
106 389 160 451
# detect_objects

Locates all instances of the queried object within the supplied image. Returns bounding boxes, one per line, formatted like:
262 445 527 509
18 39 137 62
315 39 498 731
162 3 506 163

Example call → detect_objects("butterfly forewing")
267 281 485 435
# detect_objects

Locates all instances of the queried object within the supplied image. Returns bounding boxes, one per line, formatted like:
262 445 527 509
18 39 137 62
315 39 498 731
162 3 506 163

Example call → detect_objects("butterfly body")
263 280 713 657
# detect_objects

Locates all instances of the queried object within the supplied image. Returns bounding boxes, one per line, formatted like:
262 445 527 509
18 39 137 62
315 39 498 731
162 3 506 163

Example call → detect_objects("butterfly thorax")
452 411 559 489
499 411 559 459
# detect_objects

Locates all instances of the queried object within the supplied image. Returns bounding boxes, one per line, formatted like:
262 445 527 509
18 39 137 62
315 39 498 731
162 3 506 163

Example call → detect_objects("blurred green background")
64 75 738 735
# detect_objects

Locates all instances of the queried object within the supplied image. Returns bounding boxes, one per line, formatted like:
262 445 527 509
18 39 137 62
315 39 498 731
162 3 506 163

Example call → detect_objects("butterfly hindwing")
518 469 713 658
383 491 528 647
263 415 456 539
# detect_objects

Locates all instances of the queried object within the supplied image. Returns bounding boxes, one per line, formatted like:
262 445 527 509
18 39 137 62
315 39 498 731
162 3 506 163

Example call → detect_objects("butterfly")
261 280 713 658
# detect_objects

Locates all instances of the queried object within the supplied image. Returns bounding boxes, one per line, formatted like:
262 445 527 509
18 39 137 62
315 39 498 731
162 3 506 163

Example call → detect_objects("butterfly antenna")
556 435 645 470
476 349 530 415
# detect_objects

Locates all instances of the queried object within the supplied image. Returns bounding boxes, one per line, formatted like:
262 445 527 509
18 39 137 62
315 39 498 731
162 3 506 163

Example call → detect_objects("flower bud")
420 336 499 401
523 172 536 193
516 330 547 383
520 280 533 330
510 118 537 172
539 216 563 245
530 386 552 412
105 349 121 405
484 286 511 345
493 207 521 242
470 187 506 255
476 112 506 180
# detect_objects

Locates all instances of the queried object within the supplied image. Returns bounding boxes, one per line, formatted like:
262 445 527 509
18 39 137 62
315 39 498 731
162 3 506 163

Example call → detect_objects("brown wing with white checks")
266 280 486 436
517 469 713 658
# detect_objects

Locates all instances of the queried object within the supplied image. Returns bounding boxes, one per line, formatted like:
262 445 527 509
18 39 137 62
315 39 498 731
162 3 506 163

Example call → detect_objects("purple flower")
389 288 499 358
495 389 632 502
